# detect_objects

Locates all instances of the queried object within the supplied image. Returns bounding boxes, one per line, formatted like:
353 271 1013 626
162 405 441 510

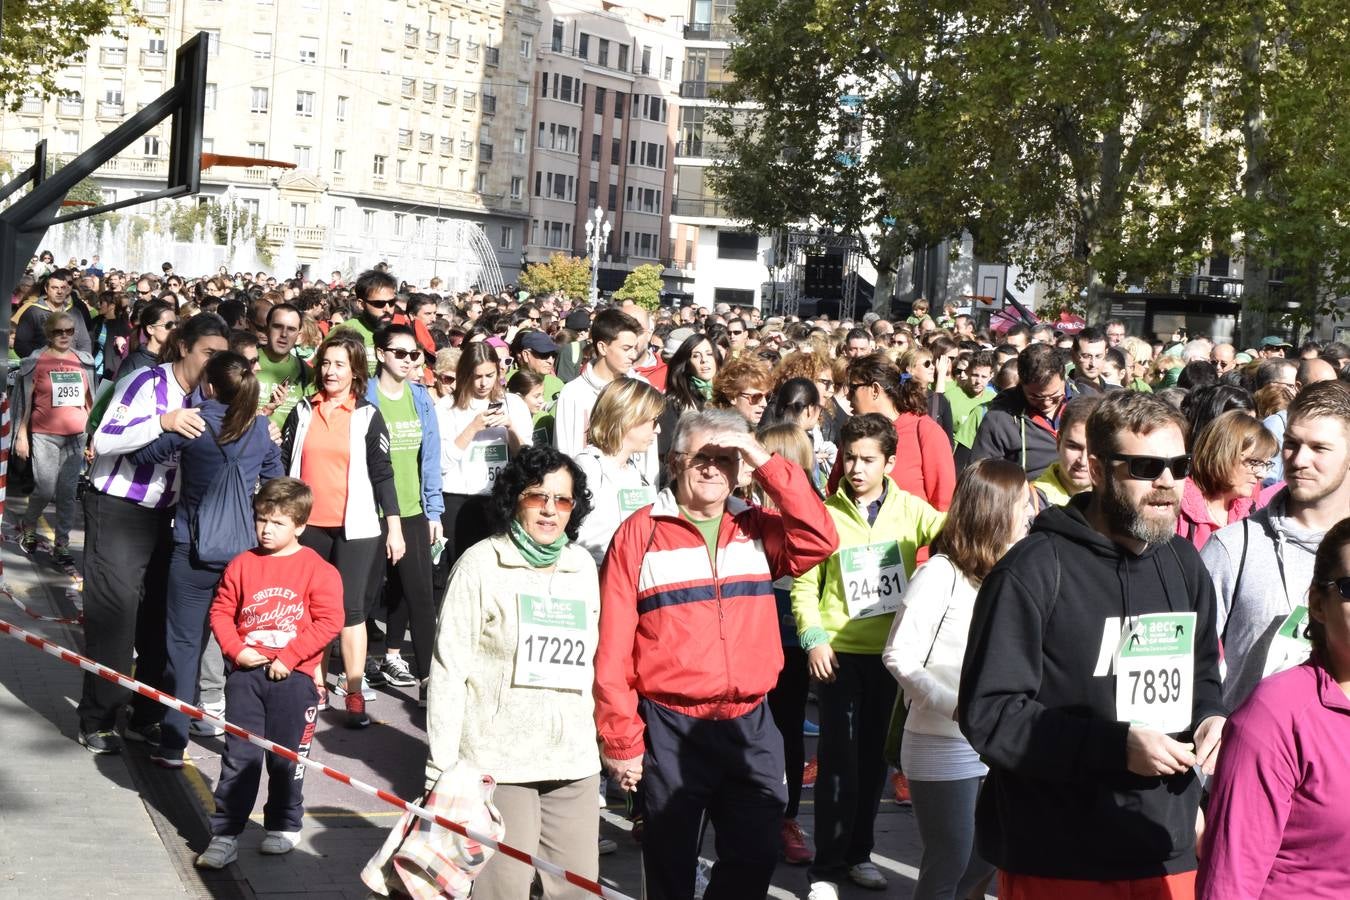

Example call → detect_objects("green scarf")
510 518 569 568
690 375 714 400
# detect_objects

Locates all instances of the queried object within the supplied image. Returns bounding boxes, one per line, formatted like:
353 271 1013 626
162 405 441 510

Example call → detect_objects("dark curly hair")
487 445 593 541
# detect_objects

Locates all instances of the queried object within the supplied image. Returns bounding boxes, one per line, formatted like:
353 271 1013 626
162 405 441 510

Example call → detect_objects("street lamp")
584 205 611 306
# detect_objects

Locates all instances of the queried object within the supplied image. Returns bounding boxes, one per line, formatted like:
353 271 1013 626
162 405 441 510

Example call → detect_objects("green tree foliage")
611 264 665 311
520 253 592 301
0 0 141 112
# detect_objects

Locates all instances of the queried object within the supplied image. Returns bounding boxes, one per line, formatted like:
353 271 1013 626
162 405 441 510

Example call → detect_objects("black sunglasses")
50 327 76 336
1105 453 1191 480
380 347 423 361
365 299 393 309
1316 577 1350 600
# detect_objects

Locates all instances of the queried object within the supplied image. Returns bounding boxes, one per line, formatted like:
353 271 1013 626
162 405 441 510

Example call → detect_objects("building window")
372 154 386 177
333 148 344 172
500 226 515 250
247 140 266 157
520 35 532 57
336 96 348 121
394 214 405 236
641 45 652 75
250 87 269 113
291 202 307 226
510 176 523 199
204 82 217 110
477 171 488 193
513 129 526 154
607 183 617 211
298 36 318 63
718 231 759 260
598 38 609 67
204 29 221 57
339 44 351 68
617 44 628 71
293 145 311 168
363 209 377 233
664 56 674 80
142 135 160 157
295 91 314 117
594 85 606 114
252 32 272 59
611 137 620 165
578 33 590 60
551 19 564 53
332 207 345 231
422 82 436 102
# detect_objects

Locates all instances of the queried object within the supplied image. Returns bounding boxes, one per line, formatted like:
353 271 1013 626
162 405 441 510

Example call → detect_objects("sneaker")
418 678 429 709
18 529 38 555
191 701 225 737
333 674 376 701
150 749 185 770
891 771 912 806
344 692 371 729
802 757 818 788
807 881 840 900
259 830 302 855
848 861 888 890
802 718 821 736
315 684 328 711
122 721 162 745
52 543 75 568
78 729 123 755
598 837 618 856
378 655 417 687
195 835 239 869
781 818 814 865
364 658 388 687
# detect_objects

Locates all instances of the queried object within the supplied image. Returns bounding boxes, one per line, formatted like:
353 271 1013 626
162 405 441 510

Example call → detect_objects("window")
247 141 266 156
293 145 311 168
618 44 628 71
394 213 405 236
476 171 488 193
204 82 217 109
202 138 214 154
379 49 395 74
613 91 624 118
551 19 564 52
514 129 526 154
291 202 308 226
363 209 377 233
372 154 387 177
332 207 345 231
204 29 220 57
333 149 345 171
520 35 532 57
591 133 601 161
598 38 609 67
500 226 515 250
444 86 456 106
250 87 269 113
417 162 426 183
252 33 272 59
336 95 349 121
510 176 523 199
594 85 606 114
396 159 407 181
142 135 160 156
104 82 123 105
339 44 351 68
295 91 315 116
59 130 80 153
664 56 674 80
422 82 436 102
718 231 759 260
298 36 317 63
463 90 476 110
611 137 620 164
607 183 618 211
402 77 415 99
578 33 590 60
641 45 652 75
241 198 260 219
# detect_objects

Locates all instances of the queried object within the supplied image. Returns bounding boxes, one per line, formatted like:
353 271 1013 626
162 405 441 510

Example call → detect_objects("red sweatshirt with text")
210 546 344 677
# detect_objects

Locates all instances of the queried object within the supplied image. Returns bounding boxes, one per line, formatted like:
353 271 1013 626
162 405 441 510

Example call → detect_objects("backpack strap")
1232 518 1250 602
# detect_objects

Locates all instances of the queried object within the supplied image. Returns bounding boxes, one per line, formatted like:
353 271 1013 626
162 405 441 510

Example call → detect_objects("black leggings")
299 525 381 627
368 513 435 680
768 644 810 820
431 492 495 603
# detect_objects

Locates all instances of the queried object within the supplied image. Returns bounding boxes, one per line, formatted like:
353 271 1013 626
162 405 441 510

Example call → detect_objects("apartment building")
525 0 683 293
0 0 540 284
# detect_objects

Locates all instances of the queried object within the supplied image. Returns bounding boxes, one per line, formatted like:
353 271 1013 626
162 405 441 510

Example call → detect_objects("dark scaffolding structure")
771 229 864 321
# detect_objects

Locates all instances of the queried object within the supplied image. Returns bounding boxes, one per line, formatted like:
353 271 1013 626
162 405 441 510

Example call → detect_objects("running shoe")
802 757 818 788
18 529 38 555
891 771 912 806
190 701 226 737
807 881 840 900
150 749 185 770
260 830 302 855
802 718 820 736
344 692 371 729
121 720 162 745
378 655 417 687
78 729 122 755
195 835 238 869
848 861 888 890
52 542 75 568
333 673 377 701
598 837 618 856
781 818 814 864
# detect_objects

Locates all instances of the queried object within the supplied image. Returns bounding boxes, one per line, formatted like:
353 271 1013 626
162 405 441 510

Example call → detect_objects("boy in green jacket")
792 413 945 899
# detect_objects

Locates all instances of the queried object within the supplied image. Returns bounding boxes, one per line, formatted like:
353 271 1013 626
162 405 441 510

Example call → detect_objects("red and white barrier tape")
0 616 634 900
1 583 83 625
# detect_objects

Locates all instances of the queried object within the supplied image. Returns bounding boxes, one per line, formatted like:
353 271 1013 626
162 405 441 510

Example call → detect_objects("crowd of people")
16 253 1350 900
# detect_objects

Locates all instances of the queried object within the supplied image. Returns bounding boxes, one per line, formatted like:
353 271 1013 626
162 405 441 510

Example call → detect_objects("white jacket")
435 393 533 496
882 554 978 740
553 367 658 481
572 445 654 566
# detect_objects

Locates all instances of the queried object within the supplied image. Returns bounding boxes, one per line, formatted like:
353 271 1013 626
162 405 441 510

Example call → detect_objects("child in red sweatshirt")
196 477 344 869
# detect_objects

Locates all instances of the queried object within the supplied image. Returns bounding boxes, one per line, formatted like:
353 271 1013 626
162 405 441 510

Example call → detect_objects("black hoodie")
958 494 1225 880
969 382 1083 479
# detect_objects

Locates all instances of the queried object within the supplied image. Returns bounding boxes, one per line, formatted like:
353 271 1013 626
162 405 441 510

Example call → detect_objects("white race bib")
1114 612 1196 733
617 486 655 515
513 594 592 691
839 541 907 620
50 370 84 408
1262 605 1313 679
467 439 508 490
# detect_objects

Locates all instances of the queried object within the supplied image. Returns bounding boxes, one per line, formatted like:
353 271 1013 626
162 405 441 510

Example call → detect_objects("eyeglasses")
438 374 456 385
729 329 746 336
364 299 393 309
380 347 424 362
519 490 575 514
1105 453 1192 480
737 391 768 404
847 381 874 396
680 451 740 470
918 359 934 369
815 378 835 391
1315 577 1350 599
1242 458 1275 474
153 320 177 330
50 327 75 336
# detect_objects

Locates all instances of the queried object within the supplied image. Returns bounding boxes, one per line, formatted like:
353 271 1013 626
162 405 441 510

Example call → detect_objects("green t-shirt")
336 317 378 375
944 380 994 450
531 409 555 447
681 507 722 566
256 350 305 428
376 384 423 517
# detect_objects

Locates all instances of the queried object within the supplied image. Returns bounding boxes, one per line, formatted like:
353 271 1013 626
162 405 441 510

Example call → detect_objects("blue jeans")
158 542 227 753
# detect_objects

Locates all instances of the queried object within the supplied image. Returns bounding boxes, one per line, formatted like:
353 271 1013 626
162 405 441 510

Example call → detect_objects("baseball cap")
565 309 591 332
664 326 696 357
1260 335 1293 348
519 330 558 354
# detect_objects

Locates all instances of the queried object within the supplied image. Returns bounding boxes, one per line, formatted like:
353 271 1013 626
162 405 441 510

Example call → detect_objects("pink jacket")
1176 477 1271 552
1199 660 1350 899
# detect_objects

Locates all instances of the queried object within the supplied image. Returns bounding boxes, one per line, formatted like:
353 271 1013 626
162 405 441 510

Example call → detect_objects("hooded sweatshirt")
1199 489 1323 710
969 383 1081 479
958 494 1225 880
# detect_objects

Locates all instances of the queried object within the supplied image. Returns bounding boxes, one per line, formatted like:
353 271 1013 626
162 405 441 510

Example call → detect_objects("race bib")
1114 612 1196 733
618 486 655 515
468 439 508 486
513 594 592 691
1262 605 1313 679
50 370 84 408
839 541 907 620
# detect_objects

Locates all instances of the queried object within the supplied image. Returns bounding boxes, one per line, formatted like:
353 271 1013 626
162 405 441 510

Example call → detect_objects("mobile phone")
487 401 504 413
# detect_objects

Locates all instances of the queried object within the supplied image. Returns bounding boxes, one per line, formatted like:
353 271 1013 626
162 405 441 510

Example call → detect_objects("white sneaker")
259 830 302 855
195 835 238 869
848 861 888 890
333 674 376 701
807 881 840 900
190 701 225 737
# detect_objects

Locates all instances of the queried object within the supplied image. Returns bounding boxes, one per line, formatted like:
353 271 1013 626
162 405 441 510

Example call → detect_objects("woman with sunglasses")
435 341 534 578
1198 518 1350 899
120 300 177 376
426 445 598 900
1175 410 1276 551
711 355 773 427
280 331 404 729
360 324 443 704
900 347 955 444
431 347 461 402
12 311 98 567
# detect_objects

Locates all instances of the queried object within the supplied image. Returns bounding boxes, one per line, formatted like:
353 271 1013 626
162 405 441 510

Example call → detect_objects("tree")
611 264 664 311
717 0 1242 323
0 0 141 112
519 254 592 301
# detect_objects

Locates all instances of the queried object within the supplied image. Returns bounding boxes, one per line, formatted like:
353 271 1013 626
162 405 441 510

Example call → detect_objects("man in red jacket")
594 408 838 899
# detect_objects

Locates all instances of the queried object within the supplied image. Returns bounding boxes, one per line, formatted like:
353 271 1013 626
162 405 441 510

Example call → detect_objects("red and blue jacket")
594 454 838 759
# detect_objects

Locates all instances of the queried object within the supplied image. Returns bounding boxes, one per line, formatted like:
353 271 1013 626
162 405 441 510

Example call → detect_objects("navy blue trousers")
639 698 786 900
158 542 226 753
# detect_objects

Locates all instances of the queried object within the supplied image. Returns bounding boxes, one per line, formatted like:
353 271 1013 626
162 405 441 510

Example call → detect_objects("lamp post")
583 205 610 306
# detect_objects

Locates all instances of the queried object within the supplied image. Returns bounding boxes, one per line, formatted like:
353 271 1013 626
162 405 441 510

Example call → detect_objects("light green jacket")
792 477 946 655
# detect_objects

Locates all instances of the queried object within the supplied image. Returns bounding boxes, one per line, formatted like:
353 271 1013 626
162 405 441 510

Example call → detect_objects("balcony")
18 97 42 115
679 80 733 100
99 47 127 66
447 37 460 57
97 155 168 178
485 46 499 66
683 22 737 41
98 101 125 119
671 197 730 218
425 32 440 51
398 129 413 149
140 49 166 68
466 42 480 61
57 98 83 117
479 143 494 163
676 139 727 157
482 95 497 115
404 27 419 48
142 0 168 14
265 223 327 248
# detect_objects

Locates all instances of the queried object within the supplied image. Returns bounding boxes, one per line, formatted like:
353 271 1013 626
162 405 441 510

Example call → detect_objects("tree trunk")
1085 268 1111 325
1238 15 1270 349
869 228 906 320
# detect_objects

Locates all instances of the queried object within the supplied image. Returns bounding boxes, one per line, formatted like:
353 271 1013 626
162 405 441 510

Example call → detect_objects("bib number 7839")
1114 612 1196 734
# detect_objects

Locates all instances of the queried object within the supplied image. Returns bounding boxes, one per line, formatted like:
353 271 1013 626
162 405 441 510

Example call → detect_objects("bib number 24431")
840 541 907 620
